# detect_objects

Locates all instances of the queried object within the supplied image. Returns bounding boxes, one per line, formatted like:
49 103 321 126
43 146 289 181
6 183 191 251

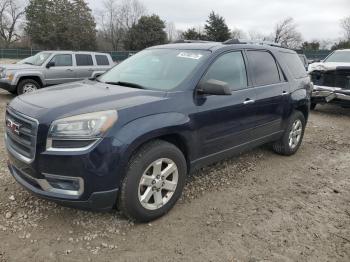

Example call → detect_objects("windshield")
325 51 350 63
99 49 210 91
17 52 52 66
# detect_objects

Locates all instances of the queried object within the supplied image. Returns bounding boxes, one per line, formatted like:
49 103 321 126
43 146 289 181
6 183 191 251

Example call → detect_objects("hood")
10 80 167 120
0 63 41 71
308 62 350 73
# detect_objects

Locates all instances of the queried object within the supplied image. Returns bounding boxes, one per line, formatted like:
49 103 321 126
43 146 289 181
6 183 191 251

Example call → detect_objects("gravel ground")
0 89 349 262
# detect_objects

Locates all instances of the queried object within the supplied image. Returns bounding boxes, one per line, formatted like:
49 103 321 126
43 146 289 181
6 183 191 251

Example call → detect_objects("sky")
87 0 350 41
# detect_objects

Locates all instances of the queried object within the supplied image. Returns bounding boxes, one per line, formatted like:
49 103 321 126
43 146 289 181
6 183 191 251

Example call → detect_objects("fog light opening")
46 177 80 191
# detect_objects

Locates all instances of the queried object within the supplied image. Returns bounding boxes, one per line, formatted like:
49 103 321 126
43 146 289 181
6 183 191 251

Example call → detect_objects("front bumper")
8 161 119 211
0 79 16 91
311 85 350 105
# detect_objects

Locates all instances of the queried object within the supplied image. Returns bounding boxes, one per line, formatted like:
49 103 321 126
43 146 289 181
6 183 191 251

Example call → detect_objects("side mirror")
46 61 55 68
197 79 232 96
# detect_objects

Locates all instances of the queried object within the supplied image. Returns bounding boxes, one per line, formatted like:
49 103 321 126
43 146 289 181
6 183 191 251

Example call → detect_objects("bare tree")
0 0 24 47
340 16 350 40
99 0 123 50
119 0 146 30
248 30 266 41
166 22 182 42
273 17 302 48
98 0 146 50
231 28 246 39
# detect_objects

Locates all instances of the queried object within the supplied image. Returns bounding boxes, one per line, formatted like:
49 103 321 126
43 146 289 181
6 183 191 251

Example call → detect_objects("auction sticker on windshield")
177 52 203 60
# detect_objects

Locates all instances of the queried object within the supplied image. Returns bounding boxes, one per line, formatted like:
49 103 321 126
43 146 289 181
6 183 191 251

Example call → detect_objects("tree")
0 0 24 47
331 40 350 50
181 27 204 40
70 0 97 50
231 28 246 40
301 41 320 51
166 22 183 42
124 15 167 50
98 0 146 50
25 0 97 50
204 11 230 42
273 17 302 48
340 16 350 40
248 30 267 41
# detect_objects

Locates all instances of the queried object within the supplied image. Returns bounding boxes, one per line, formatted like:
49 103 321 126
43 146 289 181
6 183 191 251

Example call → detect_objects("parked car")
5 40 311 222
0 51 114 95
309 49 350 109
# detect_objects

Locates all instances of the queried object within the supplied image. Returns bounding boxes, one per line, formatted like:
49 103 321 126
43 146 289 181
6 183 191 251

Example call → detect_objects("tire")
17 79 40 95
272 111 306 156
118 140 187 222
310 103 317 110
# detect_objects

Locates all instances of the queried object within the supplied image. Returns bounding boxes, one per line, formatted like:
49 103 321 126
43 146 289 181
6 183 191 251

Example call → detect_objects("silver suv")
0 51 114 95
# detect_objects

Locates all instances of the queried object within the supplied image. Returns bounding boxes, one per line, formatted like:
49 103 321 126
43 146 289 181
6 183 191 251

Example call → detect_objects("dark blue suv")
5 41 312 222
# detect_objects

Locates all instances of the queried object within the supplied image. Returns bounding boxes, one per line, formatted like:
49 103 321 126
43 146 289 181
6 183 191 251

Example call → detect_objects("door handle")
243 99 255 105
66 69 74 72
282 91 289 96
88 69 94 72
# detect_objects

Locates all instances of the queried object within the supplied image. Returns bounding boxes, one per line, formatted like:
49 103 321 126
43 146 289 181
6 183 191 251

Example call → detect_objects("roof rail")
223 39 287 49
171 39 214 44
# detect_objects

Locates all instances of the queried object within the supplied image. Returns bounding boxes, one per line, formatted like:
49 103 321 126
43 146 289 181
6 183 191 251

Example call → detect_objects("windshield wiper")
105 81 145 90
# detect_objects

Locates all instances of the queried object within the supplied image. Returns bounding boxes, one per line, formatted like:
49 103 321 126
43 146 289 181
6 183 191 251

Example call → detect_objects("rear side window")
247 51 280 86
282 52 308 78
76 54 93 66
203 52 247 91
50 54 72 66
95 55 110 66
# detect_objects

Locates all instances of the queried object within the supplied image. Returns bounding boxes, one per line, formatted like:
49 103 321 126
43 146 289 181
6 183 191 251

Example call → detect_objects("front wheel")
272 111 306 156
118 140 187 222
17 79 40 95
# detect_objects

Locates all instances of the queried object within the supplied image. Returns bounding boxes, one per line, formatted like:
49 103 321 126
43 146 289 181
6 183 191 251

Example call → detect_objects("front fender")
12 71 45 86
114 112 194 169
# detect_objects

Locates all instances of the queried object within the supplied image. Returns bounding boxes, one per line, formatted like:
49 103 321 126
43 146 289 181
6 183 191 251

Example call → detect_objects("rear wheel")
17 79 40 95
119 140 187 222
273 111 306 156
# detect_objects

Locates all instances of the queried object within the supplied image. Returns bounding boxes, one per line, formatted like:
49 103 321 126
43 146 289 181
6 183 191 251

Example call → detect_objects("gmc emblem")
6 118 21 135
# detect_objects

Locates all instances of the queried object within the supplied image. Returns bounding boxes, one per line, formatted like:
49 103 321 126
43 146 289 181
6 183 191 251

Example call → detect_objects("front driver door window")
45 54 75 85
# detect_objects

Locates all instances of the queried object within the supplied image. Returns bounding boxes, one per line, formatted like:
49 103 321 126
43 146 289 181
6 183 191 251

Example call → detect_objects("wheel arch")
115 113 194 177
17 75 44 88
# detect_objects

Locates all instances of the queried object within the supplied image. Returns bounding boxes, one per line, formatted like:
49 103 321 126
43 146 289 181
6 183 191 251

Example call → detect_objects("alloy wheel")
138 158 179 210
288 119 303 149
23 83 37 93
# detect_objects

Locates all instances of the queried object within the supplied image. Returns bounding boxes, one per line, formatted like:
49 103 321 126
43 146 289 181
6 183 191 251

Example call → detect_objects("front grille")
311 69 350 89
5 108 38 163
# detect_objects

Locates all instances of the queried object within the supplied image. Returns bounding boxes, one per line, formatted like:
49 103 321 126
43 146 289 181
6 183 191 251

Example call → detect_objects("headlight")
0 70 14 80
47 110 118 150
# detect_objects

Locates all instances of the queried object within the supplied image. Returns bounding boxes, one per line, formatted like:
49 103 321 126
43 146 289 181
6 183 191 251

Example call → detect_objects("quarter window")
50 54 72 67
202 52 248 91
247 51 281 86
281 52 307 79
95 55 110 66
76 54 93 66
